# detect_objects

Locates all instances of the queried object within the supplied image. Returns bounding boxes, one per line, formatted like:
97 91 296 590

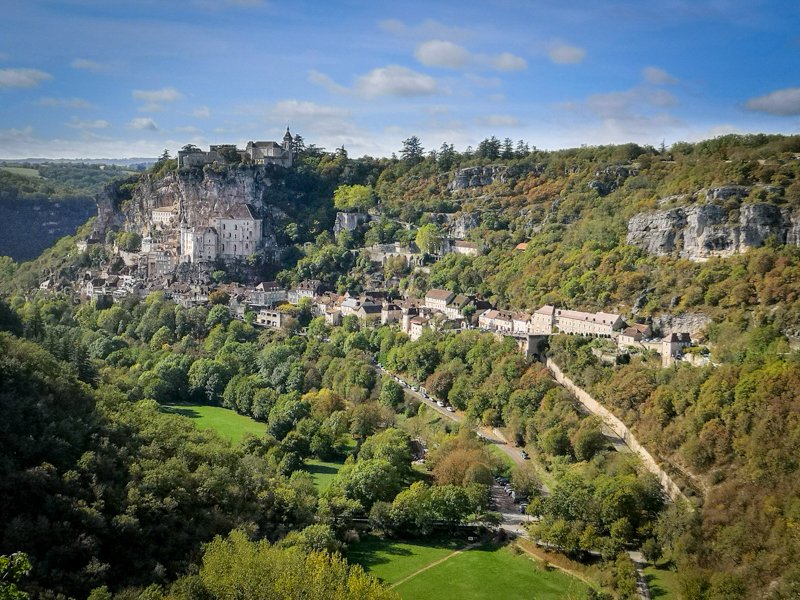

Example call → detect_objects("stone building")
214 203 262 260
425 288 455 312
180 226 219 263
152 206 177 228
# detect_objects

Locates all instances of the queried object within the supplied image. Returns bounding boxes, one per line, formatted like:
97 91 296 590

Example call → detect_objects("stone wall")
546 358 687 502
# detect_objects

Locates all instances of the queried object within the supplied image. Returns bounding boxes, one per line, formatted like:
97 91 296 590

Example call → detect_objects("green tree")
415 223 441 255
0 552 31 600
333 184 375 212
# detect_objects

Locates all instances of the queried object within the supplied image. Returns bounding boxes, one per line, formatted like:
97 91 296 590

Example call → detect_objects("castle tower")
283 127 293 153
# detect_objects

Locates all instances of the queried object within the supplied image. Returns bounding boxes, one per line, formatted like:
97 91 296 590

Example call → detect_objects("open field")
487 442 516 474
349 536 588 599
305 458 344 492
645 562 680 599
347 536 464 585
0 166 42 178
161 403 264 443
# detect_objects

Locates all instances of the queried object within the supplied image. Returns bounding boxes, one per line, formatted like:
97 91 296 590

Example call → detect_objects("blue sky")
0 0 799 159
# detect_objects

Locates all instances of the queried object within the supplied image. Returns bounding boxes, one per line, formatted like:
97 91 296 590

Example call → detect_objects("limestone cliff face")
95 166 284 246
448 165 507 191
627 202 800 260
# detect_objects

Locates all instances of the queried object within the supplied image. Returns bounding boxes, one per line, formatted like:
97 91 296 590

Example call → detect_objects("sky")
0 0 799 159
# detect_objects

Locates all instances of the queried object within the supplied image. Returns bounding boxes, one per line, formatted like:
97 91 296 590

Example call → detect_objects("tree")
333 184 375 212
379 377 404 408
0 552 31 600
415 223 442 255
400 136 424 165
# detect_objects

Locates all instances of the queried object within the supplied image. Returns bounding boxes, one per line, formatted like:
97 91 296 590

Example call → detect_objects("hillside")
0 164 135 261
2 134 800 599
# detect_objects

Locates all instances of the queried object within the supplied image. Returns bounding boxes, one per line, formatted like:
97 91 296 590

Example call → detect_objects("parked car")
519 503 528 514
436 400 445 407
446 406 455 412
519 450 529 460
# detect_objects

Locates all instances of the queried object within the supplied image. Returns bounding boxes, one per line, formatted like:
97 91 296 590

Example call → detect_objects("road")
380 365 529 469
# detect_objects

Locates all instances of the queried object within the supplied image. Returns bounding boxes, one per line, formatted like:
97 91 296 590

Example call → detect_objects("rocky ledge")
627 202 800 260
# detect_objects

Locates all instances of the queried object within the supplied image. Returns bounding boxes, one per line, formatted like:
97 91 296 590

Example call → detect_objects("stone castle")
177 128 295 169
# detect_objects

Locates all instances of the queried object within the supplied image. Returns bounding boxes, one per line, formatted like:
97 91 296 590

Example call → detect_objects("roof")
621 327 644 339
628 323 651 334
153 206 177 213
481 309 513 322
448 294 470 307
342 297 361 309
410 315 429 325
535 304 555 316
297 279 321 291
515 242 528 251
359 304 382 314
219 203 258 220
556 308 622 325
256 281 281 291
425 288 455 301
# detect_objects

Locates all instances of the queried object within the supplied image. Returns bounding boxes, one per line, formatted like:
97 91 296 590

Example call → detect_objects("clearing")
0 166 42 178
305 458 344 492
161 403 264 444
349 537 587 600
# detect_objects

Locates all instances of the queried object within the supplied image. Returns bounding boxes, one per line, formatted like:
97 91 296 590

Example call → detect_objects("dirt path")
389 541 481 589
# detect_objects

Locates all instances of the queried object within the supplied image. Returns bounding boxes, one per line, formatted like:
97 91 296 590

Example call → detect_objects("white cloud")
491 52 527 71
128 117 159 131
547 43 586 65
415 40 526 72
70 58 112 72
477 114 520 127
355 65 439 98
133 87 183 112
643 66 678 85
745 87 800 116
272 100 350 121
308 70 348 94
0 68 52 89
416 40 471 69
193 106 211 119
133 87 182 104
0 125 172 159
584 87 678 119
38 96 94 109
66 117 109 130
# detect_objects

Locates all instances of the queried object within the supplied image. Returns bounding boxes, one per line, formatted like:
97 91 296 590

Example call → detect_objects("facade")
409 315 429 341
425 288 455 312
289 279 322 304
443 294 470 320
554 308 624 338
180 226 219 263
214 204 262 260
152 207 177 227
250 281 287 307
146 249 179 278
381 301 402 325
356 302 382 323
451 240 480 256
479 309 514 333
512 312 531 336
256 309 287 329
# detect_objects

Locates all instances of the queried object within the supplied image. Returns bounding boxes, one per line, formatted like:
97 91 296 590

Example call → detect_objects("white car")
446 406 455 413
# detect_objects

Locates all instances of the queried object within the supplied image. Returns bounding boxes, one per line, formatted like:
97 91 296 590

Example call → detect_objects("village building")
180 226 218 263
443 294 471 320
409 315 430 341
449 239 480 256
425 288 455 312
289 279 322 304
554 308 625 338
381 301 402 325
479 309 514 333
618 323 654 348
214 203 262 260
152 206 177 228
356 302 382 324
245 129 294 167
256 309 288 329
512 312 531 336
250 281 287 307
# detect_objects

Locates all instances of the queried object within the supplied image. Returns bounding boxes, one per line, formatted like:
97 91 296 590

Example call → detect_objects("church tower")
282 127 294 166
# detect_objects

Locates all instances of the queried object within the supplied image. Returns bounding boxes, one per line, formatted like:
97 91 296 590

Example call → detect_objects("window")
223 224 226 230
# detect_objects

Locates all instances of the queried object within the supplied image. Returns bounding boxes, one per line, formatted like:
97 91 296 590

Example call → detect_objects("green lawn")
347 536 464 585
487 442 516 474
305 458 344 492
393 543 588 600
0 166 41 178
645 562 680 599
161 403 264 444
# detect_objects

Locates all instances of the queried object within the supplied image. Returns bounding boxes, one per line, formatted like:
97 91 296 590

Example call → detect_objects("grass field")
349 536 587 599
305 458 344 492
394 543 588 599
0 166 42 178
348 536 464 585
645 562 680 599
486 442 516 474
161 404 264 443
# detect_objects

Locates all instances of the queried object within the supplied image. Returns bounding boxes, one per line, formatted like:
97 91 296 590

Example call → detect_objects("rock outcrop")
333 211 370 235
448 165 507 191
95 166 284 247
627 202 800 260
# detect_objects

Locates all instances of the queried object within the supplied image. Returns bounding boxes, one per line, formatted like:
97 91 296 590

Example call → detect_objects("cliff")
627 201 800 260
94 166 303 247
